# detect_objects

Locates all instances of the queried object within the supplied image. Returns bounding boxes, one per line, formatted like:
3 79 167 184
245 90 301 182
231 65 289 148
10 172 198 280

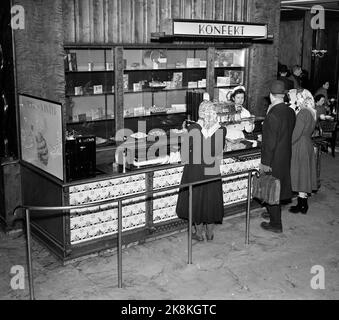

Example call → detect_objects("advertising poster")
19 94 63 180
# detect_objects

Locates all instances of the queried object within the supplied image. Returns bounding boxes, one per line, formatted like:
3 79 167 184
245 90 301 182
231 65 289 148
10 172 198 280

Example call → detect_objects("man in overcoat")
260 80 296 233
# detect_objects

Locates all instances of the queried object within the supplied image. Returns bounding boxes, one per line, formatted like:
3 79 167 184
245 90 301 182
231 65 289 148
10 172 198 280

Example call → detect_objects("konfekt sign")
173 20 267 38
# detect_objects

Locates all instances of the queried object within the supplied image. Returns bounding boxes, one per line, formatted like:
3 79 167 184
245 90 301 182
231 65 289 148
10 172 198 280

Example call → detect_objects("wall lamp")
311 49 327 58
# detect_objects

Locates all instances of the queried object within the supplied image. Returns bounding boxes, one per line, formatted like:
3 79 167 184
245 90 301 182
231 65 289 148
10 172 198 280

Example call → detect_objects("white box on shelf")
193 58 200 67
188 81 198 88
158 58 167 64
74 86 83 96
198 79 206 88
133 83 142 92
217 77 230 87
200 60 207 68
186 58 195 68
134 107 145 116
93 85 103 94
106 62 114 70
171 104 186 112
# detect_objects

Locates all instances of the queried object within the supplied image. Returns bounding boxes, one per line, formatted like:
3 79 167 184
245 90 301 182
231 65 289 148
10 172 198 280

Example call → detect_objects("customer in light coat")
260 80 296 233
288 89 317 214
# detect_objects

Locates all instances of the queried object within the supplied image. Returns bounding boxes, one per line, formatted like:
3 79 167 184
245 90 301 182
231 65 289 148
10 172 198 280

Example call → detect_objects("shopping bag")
252 172 280 205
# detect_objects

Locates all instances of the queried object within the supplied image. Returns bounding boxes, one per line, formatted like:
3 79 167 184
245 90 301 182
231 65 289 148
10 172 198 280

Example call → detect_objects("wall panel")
14 0 65 103
78 0 91 42
63 0 250 43
279 19 303 69
63 0 76 43
93 0 105 42
120 0 132 43
247 0 281 116
134 0 145 43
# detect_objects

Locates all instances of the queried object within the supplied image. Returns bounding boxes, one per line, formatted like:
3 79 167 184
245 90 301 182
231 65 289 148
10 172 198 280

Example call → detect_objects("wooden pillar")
207 47 215 101
114 46 124 133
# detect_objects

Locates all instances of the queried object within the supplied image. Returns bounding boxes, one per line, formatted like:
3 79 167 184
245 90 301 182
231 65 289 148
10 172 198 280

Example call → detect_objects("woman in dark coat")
288 89 317 214
176 100 227 241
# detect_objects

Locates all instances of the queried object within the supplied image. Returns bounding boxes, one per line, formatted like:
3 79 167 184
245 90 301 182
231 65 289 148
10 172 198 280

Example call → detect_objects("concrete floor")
0 152 338 300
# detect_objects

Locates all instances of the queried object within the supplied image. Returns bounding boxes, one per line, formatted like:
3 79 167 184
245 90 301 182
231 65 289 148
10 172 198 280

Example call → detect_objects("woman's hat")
229 85 246 101
232 85 246 93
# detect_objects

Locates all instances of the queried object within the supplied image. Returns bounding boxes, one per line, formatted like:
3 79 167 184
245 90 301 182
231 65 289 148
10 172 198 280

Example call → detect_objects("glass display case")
64 48 115 145
63 46 248 148
213 49 246 103
122 48 207 118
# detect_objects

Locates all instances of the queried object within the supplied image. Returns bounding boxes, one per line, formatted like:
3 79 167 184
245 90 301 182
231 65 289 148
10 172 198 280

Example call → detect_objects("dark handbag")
252 172 281 205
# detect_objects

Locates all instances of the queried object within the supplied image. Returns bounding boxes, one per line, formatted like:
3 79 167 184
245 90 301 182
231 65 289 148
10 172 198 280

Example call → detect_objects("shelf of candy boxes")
69 202 146 232
153 210 178 224
70 213 146 244
153 167 184 190
220 156 261 179
153 190 179 211
222 177 249 204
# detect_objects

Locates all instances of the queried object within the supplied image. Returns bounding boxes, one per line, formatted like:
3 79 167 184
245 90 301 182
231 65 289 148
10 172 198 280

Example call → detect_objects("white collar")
201 122 221 138
197 119 204 127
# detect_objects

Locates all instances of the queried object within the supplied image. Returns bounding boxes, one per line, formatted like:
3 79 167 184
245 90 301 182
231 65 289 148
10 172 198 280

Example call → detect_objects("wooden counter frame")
20 146 261 262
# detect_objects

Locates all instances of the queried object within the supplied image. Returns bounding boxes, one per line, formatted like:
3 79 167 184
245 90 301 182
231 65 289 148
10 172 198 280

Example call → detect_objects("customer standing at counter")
226 86 255 140
288 89 317 214
260 80 296 233
176 100 227 241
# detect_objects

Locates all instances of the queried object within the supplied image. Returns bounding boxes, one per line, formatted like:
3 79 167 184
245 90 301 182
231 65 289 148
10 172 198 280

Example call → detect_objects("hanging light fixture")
311 49 327 58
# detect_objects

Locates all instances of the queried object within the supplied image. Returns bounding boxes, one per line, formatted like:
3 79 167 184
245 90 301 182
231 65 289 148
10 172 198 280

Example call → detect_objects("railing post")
25 208 35 300
188 185 193 264
245 171 252 245
118 200 123 288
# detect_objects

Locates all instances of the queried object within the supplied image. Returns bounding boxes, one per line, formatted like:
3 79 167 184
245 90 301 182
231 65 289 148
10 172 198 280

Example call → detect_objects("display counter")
22 144 261 262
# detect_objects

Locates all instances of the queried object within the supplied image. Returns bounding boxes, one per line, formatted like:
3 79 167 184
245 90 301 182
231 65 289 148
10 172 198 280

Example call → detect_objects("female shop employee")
226 86 255 140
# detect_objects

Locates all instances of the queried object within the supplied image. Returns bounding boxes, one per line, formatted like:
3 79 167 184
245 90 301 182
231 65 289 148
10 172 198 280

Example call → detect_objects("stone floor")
0 152 338 300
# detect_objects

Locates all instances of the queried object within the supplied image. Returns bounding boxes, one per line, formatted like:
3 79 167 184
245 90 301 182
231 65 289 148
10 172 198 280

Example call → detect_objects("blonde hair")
296 89 317 121
198 100 218 130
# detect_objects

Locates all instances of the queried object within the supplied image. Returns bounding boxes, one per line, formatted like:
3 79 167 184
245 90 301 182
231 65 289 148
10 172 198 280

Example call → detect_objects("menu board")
19 94 64 180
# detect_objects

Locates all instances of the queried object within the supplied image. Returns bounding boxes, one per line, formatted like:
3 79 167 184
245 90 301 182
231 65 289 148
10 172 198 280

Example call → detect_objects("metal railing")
13 168 260 300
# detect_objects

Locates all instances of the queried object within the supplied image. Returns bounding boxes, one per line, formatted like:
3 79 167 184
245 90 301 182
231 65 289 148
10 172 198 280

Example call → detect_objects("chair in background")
319 120 338 157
